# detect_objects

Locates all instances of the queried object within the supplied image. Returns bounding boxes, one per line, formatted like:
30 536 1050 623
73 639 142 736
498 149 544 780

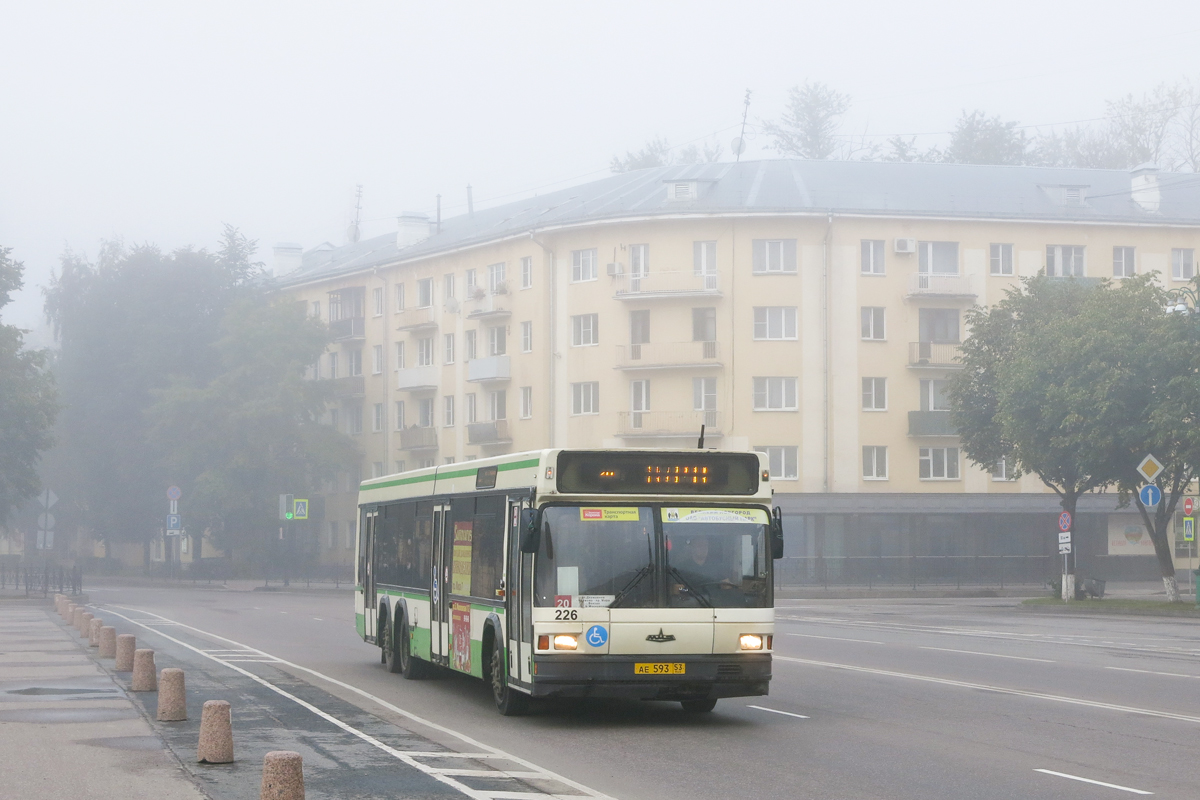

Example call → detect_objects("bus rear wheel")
398 616 428 680
490 636 529 716
680 698 717 713
382 614 401 674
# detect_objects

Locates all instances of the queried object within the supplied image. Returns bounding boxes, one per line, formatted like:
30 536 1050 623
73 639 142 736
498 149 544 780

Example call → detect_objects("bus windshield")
533 505 771 609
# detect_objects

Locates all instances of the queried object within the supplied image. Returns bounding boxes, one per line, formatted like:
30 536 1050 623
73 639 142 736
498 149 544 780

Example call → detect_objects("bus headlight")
553 634 579 650
739 634 764 651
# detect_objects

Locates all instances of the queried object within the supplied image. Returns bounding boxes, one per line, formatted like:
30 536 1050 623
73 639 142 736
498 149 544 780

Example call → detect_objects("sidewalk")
0 601 207 800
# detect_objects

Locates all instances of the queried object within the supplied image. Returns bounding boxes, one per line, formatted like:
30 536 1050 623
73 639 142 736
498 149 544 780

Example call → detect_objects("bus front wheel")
490 637 529 716
680 698 717 713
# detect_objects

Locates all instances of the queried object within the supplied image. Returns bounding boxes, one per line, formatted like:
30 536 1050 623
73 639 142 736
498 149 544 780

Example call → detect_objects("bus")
354 448 783 715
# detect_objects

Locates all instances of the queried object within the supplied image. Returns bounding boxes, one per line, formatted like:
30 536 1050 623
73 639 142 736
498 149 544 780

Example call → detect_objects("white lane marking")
919 646 1055 663
746 705 809 719
774 655 1200 725
786 633 884 645
1107 666 1200 679
1034 769 1153 795
104 605 612 800
436 769 546 779
313 617 324 621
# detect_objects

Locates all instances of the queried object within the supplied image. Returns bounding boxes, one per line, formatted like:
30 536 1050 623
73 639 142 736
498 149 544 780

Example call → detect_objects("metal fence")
0 561 83 597
775 555 1056 589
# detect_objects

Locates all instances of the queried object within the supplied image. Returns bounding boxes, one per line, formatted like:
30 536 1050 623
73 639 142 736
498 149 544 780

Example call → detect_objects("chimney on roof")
1131 163 1160 213
272 243 303 276
396 212 432 248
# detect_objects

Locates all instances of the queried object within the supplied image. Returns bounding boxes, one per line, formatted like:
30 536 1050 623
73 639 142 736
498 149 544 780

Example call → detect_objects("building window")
465 330 477 360
862 446 888 480
445 457 455 465
919 308 959 342
348 349 362 377
630 380 650 423
861 240 885 275
465 269 477 293
752 239 797 274
395 460 406 474
348 404 363 435
629 309 650 348
992 457 1016 481
444 273 456 300
1113 246 1136 278
572 314 599 346
394 283 405 311
520 256 533 289
862 377 887 411
756 446 798 480
443 333 455 365
372 403 384 432
420 459 435 469
752 377 798 411
488 326 506 356
1173 248 1195 281
919 241 959 274
372 287 384 316
417 277 433 307
466 393 477 423
418 398 434 428
572 248 598 282
753 307 797 340
860 307 886 340
693 377 717 425
488 262 506 294
489 389 507 421
394 341 405 370
1046 245 1086 277
990 243 1014 276
629 244 649 280
328 352 338 379
520 386 533 419
694 240 717 277
443 395 455 427
521 321 532 353
919 447 960 480
372 461 384 478
310 359 320 380
572 382 599 415
692 307 716 343
920 379 951 411
417 337 434 367
372 345 383 375
394 400 405 430
311 300 321 318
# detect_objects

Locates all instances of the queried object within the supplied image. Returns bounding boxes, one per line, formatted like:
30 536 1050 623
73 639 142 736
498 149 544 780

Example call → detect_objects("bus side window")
472 494 505 599
414 500 434 590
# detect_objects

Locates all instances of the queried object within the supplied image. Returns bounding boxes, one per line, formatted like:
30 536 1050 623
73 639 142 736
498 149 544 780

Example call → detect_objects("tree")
147 297 357 563
882 135 922 163
610 137 672 172
0 246 58 523
940 110 1028 165
763 81 850 159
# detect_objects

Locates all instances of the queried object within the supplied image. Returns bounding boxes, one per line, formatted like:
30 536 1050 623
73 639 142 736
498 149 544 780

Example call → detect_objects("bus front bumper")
528 653 771 700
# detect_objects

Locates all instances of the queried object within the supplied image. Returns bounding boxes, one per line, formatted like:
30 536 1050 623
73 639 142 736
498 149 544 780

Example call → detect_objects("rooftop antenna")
467 184 474 218
732 89 752 162
697 424 706 449
346 184 363 243
436 194 442 234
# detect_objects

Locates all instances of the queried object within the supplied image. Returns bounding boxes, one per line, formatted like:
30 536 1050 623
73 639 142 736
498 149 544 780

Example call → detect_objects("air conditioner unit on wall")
895 238 917 254
607 262 624 276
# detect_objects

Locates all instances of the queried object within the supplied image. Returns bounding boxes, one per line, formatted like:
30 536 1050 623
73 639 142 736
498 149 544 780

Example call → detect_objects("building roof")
277 159 1200 287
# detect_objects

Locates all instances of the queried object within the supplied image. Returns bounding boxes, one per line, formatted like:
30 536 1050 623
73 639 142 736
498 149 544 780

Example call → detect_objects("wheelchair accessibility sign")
586 625 608 647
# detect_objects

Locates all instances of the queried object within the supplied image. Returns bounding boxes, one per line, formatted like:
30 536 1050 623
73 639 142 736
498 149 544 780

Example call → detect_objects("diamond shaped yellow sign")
1137 454 1164 483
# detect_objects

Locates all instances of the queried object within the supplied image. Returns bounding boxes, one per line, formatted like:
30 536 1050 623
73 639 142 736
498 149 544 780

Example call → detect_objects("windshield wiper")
667 566 713 608
610 565 653 608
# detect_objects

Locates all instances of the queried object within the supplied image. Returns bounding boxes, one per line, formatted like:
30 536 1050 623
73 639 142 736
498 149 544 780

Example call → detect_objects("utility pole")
735 89 752 163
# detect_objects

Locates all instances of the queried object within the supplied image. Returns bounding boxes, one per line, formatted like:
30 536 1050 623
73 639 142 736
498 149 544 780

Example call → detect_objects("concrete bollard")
115 634 136 671
131 649 157 692
260 751 304 800
64 602 74 621
88 617 103 647
197 700 234 764
79 611 93 637
71 607 84 632
99 626 117 658
157 669 187 721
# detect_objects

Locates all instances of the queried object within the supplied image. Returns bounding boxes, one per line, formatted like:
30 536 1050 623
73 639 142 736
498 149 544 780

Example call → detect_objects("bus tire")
490 636 529 716
382 612 402 674
398 616 428 680
680 698 717 713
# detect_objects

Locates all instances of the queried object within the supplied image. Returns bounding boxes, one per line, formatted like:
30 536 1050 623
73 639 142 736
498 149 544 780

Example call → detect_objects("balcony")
396 306 439 332
905 274 976 299
908 410 958 437
613 270 721 300
467 355 511 383
616 341 722 370
908 341 964 369
399 427 438 451
328 375 365 399
466 292 511 320
329 316 366 341
467 420 512 446
396 365 439 391
616 410 722 439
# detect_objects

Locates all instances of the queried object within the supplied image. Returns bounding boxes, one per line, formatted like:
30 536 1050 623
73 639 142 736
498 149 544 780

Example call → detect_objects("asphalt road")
87 583 1200 799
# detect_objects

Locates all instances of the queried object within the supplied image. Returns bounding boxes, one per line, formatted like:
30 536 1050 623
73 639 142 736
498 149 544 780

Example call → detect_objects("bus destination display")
556 451 760 495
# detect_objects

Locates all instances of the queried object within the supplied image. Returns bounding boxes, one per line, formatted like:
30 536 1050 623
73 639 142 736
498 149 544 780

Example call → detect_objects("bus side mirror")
770 507 784 560
519 508 541 553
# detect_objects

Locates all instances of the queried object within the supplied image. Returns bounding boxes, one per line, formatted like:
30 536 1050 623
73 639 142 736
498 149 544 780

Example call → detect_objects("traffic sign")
1137 454 1164 483
166 514 182 531
39 489 57 508
37 512 54 531
293 499 309 520
1139 484 1162 508
167 485 182 501
1058 512 1072 532
1058 542 1072 554
1186 498 1196 516
1184 517 1195 542
1058 530 1071 544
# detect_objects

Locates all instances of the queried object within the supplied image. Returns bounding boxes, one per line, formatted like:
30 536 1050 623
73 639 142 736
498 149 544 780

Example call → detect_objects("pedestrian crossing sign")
1185 517 1194 543
293 499 308 520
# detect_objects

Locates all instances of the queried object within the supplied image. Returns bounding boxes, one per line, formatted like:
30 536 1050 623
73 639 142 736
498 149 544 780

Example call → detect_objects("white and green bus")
354 448 782 715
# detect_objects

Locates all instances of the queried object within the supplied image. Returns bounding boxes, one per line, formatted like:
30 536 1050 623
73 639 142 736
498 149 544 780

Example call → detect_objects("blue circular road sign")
585 625 608 647
1139 484 1162 507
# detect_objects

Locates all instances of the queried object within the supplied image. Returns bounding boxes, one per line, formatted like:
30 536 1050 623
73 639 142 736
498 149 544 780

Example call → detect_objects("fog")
2 0 1197 336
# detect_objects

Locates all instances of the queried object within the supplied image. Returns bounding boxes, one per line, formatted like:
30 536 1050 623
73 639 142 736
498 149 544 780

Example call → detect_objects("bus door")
363 510 378 642
430 502 450 664
507 497 534 683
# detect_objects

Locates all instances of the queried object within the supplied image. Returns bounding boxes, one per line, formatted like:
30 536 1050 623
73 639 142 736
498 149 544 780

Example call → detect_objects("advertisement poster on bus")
452 521 473 595
1107 515 1156 555
451 601 472 673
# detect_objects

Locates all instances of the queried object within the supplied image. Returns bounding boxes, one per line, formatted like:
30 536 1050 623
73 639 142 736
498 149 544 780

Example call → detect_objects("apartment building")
277 159 1200 583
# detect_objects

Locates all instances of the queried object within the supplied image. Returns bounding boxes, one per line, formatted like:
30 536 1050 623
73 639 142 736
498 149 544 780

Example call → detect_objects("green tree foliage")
148 297 357 561
763 81 850 159
609 136 722 173
938 110 1029 165
0 246 58 522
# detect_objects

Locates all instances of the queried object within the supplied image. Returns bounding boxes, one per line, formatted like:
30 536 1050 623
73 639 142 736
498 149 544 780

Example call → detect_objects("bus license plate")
634 662 685 675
